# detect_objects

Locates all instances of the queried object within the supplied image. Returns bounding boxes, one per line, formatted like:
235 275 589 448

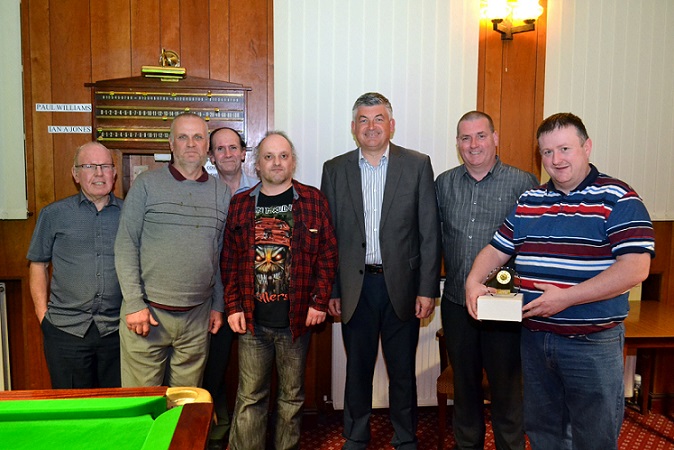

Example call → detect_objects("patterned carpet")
299 406 674 449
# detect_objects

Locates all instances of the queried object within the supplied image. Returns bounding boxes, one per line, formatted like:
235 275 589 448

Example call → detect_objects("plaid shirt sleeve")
221 193 254 318
286 182 339 336
304 185 339 309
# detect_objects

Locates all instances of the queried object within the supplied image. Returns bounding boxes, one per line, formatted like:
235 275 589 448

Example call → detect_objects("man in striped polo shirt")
465 113 655 450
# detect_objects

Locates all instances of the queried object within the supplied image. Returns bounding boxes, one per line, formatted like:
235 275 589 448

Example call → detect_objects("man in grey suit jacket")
321 92 441 450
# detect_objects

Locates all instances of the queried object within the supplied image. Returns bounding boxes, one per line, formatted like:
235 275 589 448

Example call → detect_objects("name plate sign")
48 126 92 134
36 103 92 112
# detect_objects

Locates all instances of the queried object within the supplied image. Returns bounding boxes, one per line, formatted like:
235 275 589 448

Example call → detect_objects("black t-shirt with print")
253 187 293 328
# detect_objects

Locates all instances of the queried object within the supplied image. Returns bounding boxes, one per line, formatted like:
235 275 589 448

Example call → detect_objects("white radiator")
0 283 11 390
331 283 443 409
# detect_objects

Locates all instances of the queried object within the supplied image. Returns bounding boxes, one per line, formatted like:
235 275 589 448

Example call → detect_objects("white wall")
0 0 27 219
274 0 481 188
545 0 674 220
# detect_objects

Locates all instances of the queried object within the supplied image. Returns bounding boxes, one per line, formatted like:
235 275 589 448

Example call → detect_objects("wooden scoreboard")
86 75 251 195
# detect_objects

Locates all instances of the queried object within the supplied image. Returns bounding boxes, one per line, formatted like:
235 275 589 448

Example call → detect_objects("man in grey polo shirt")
115 112 230 388
27 141 123 388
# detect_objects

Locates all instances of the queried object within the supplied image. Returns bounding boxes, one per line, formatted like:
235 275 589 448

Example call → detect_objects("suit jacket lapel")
346 149 367 240
380 144 403 231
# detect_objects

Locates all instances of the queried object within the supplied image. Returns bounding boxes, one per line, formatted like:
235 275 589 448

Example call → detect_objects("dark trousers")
41 318 121 389
202 321 235 441
441 300 524 450
342 273 420 450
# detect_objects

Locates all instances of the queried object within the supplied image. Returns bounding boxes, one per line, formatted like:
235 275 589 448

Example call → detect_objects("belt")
365 264 384 274
146 301 196 312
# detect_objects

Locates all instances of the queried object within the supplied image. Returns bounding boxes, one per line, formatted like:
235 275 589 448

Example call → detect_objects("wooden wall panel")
160 1 181 60
91 0 132 81
28 0 55 211
477 24 503 131
666 223 674 304
265 0 274 128
209 0 231 80
499 32 539 174
477 18 544 179
50 0 91 201
229 0 272 146
180 0 210 78
5 0 52 391
131 0 161 74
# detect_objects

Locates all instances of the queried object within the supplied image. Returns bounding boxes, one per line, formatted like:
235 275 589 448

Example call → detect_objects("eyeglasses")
75 164 115 172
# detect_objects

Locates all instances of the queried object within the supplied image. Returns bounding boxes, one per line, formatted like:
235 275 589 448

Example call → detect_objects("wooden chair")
436 328 490 450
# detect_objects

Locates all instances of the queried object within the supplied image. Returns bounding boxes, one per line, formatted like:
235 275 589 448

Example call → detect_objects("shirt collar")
461 156 502 181
168 164 209 182
77 191 120 209
358 146 390 167
545 163 599 194
237 171 258 194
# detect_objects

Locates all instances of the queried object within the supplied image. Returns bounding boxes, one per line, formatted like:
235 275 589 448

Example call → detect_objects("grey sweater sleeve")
114 174 149 314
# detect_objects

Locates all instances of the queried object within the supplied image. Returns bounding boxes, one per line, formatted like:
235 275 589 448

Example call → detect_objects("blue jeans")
229 324 311 450
521 325 625 450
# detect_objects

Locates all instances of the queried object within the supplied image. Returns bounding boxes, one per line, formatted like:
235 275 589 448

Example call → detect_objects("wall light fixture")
482 0 544 40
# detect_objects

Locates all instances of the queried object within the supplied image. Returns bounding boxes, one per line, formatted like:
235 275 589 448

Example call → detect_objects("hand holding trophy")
477 267 523 321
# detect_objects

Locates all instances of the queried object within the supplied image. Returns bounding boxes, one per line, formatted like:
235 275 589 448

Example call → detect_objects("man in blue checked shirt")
27 142 123 388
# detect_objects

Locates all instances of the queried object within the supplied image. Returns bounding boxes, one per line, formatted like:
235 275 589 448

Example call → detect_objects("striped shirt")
436 158 538 306
491 165 655 335
359 148 389 265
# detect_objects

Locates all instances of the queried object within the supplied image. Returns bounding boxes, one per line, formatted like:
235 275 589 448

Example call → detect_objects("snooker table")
0 386 213 450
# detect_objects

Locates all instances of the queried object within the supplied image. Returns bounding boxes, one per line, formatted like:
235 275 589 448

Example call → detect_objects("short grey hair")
352 92 393 121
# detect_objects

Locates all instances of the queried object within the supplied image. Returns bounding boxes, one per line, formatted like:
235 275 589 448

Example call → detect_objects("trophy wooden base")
477 293 523 322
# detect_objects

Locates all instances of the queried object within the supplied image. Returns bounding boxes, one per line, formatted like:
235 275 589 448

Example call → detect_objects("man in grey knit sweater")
115 113 231 387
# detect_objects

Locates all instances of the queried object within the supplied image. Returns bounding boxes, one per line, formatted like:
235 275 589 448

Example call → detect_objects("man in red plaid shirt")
221 130 338 450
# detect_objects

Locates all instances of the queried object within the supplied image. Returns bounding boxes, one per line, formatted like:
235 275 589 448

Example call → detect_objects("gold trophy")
485 267 518 295
477 267 523 322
